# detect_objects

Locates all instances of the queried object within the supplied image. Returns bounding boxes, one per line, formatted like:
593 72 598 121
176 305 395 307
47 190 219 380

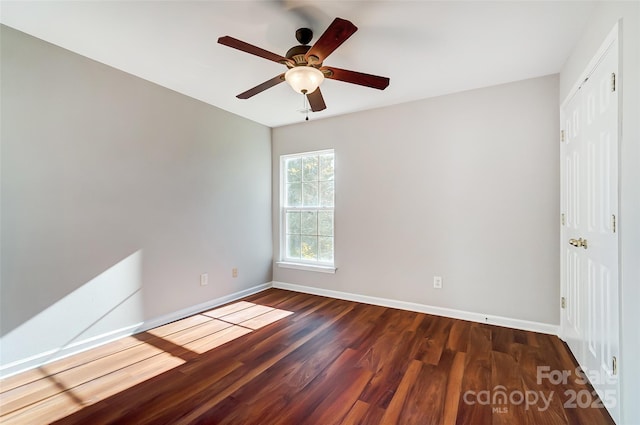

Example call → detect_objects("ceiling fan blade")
237 74 285 99
305 18 357 64
218 36 293 66
306 88 326 112
322 67 390 90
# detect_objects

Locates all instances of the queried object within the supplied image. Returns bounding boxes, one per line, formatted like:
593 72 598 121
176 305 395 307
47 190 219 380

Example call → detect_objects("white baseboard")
272 281 559 335
139 282 271 332
0 282 271 379
0 323 143 379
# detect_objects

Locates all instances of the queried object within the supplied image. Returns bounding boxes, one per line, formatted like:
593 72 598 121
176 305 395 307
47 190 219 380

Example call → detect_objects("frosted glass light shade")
285 66 324 94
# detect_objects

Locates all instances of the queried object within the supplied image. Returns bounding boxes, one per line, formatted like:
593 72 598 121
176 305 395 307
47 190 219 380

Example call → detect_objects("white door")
560 30 619 422
561 87 584 361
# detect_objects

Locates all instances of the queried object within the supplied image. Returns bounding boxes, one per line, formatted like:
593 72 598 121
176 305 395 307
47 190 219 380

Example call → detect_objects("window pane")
303 156 319 182
301 211 317 235
286 211 301 234
320 154 334 181
319 181 334 207
319 237 334 262
287 235 301 259
287 158 302 183
281 151 334 266
302 182 318 206
318 211 333 236
301 236 318 260
287 183 302 207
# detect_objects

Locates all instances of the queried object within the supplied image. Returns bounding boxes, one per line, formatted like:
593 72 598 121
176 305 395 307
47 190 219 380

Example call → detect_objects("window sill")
276 262 336 274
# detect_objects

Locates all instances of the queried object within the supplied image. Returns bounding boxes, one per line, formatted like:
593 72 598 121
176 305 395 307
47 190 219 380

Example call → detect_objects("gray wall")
0 26 272 370
272 74 560 325
560 2 640 424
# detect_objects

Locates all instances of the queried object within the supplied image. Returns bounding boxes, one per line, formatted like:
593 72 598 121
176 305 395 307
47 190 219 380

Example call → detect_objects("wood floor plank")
216 304 275 324
0 373 65 416
346 306 394 351
295 349 373 425
147 313 213 337
525 331 540 347
446 319 470 353
183 325 253 354
342 400 371 425
513 329 529 345
1 288 616 425
264 291 329 312
420 315 454 365
0 369 49 395
354 403 386 425
516 342 569 425
443 351 466 425
238 307 293 330
201 301 256 318
241 289 296 306
491 350 529 425
155 318 232 347
399 349 456 424
357 309 424 409
379 358 422 424
456 325 493 425
491 326 515 354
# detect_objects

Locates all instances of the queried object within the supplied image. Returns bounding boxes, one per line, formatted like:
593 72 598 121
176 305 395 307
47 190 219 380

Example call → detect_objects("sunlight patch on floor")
202 301 294 330
0 300 293 425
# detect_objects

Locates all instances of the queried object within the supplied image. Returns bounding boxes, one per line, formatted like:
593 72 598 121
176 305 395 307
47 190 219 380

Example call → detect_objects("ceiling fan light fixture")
285 66 324 94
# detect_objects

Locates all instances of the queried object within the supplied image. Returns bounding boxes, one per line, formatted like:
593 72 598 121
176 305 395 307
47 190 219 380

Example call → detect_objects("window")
279 150 335 272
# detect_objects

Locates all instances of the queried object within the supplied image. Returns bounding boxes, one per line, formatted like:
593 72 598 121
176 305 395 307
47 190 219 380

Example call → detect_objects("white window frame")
277 149 336 273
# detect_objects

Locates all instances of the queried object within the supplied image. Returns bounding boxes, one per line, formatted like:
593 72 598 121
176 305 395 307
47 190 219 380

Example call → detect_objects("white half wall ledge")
0 282 271 380
271 281 560 336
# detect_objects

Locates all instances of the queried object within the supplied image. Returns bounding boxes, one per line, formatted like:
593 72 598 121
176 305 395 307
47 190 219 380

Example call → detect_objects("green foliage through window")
282 150 334 264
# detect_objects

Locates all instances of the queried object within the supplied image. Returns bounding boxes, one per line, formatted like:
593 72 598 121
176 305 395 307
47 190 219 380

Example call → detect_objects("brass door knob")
569 238 588 249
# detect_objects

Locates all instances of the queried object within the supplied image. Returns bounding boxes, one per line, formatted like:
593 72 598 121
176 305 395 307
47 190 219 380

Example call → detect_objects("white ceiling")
1 1 596 127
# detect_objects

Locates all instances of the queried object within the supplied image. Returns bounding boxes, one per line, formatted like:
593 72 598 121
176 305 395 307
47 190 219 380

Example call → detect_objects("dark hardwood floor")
0 289 615 424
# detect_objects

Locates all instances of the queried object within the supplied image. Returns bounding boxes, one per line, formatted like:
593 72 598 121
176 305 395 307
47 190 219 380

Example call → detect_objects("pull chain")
303 93 309 121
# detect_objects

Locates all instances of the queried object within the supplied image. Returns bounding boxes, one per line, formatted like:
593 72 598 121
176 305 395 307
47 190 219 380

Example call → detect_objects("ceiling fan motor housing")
285 44 313 66
286 28 323 67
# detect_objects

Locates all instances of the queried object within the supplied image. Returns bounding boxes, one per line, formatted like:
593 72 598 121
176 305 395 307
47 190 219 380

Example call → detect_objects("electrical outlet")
433 276 442 289
232 268 238 278
200 273 208 286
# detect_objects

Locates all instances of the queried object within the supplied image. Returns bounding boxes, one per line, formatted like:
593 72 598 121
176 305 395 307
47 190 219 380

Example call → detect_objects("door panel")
561 88 583 356
581 39 619 399
560 35 619 422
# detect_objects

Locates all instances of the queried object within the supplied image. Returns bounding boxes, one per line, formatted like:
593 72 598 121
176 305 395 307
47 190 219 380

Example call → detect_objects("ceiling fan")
218 18 390 114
